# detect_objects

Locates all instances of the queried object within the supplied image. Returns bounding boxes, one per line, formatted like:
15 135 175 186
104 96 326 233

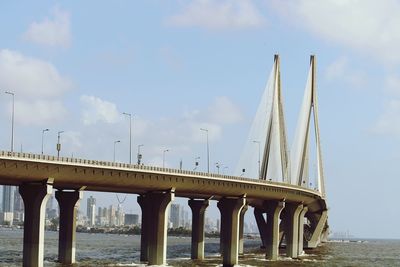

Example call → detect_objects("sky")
1 0 400 239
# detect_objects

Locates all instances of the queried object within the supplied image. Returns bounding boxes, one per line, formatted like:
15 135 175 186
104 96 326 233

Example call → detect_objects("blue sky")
1 1 400 238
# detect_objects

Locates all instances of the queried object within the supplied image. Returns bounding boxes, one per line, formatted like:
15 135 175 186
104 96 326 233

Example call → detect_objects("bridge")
0 55 328 267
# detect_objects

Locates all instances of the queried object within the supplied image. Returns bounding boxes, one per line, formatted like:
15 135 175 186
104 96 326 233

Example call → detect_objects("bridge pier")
238 205 248 255
217 197 246 267
19 180 53 267
265 201 285 260
55 189 83 264
188 199 209 260
297 206 308 256
254 208 267 248
283 203 303 258
137 191 174 266
305 210 328 248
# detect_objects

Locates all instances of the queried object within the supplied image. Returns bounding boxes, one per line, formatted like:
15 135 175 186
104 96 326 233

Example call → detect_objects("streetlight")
163 149 169 168
137 144 144 165
193 156 200 171
5 91 15 152
114 140 121 162
57 131 64 158
253 140 261 179
215 162 222 174
200 128 209 173
223 166 228 174
41 129 50 155
123 112 133 164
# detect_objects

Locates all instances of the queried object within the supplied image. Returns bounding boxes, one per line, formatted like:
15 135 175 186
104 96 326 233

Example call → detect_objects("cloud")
272 0 400 64
23 7 71 47
384 74 400 96
373 99 400 136
167 0 265 30
13 100 67 126
80 95 121 125
324 56 367 88
0 49 72 126
207 96 243 124
0 49 72 98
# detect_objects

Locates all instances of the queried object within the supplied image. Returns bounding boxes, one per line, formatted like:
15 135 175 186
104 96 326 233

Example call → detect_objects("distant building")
87 196 96 226
124 214 139 225
170 204 180 228
109 205 116 226
1 185 15 225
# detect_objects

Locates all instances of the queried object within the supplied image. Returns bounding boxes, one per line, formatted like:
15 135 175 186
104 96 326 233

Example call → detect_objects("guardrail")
0 150 320 195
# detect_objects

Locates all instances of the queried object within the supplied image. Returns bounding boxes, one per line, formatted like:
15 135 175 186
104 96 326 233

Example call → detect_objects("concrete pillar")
55 190 83 264
304 210 328 248
283 203 303 258
137 191 174 265
217 197 246 267
137 195 149 262
19 181 53 267
254 208 267 248
188 199 209 260
297 206 308 256
238 205 248 255
265 201 285 260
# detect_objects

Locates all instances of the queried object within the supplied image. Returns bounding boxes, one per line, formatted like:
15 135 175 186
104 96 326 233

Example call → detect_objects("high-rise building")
124 214 139 225
109 205 116 226
170 203 180 228
87 196 96 226
1 185 15 225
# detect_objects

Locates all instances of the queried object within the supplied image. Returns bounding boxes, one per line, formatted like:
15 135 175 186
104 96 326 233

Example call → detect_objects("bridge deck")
0 151 326 212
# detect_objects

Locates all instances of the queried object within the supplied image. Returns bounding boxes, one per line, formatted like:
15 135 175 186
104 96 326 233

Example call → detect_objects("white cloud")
0 49 71 126
385 74 400 96
167 0 265 30
207 96 243 124
373 99 400 135
272 0 400 64
0 49 72 98
80 95 120 125
13 100 67 126
324 56 367 88
23 7 71 47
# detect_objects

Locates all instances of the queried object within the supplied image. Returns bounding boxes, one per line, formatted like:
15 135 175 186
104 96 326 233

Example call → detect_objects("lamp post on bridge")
137 144 144 165
253 140 261 179
200 128 209 173
114 140 121 162
57 131 64 158
162 149 169 168
5 91 15 152
41 129 50 155
122 112 133 164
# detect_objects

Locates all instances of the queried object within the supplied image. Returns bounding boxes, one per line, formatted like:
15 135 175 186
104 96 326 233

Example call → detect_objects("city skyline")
1 1 400 239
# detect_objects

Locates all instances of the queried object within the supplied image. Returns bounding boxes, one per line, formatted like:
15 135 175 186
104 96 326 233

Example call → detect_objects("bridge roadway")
0 151 328 267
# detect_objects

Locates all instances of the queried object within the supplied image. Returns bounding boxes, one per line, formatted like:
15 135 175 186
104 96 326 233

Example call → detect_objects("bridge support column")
265 201 285 260
305 210 328 248
19 180 53 267
55 189 83 264
188 199 209 260
217 197 246 267
137 191 174 265
238 205 248 255
254 208 267 248
283 203 303 258
137 195 149 262
297 206 308 256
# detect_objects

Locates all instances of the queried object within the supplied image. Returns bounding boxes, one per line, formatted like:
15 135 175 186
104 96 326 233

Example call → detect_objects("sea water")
1 229 399 266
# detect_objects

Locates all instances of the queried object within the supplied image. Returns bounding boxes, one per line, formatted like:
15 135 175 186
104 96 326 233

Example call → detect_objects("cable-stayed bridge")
0 55 328 267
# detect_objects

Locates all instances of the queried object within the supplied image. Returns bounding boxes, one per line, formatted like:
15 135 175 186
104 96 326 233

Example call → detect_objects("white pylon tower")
260 54 289 182
290 55 325 196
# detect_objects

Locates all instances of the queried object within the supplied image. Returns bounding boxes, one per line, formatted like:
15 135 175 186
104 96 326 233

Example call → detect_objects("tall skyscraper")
86 196 96 226
2 185 15 225
170 203 180 228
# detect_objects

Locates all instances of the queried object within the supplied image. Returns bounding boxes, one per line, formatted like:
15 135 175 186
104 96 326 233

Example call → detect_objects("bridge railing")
0 150 319 194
